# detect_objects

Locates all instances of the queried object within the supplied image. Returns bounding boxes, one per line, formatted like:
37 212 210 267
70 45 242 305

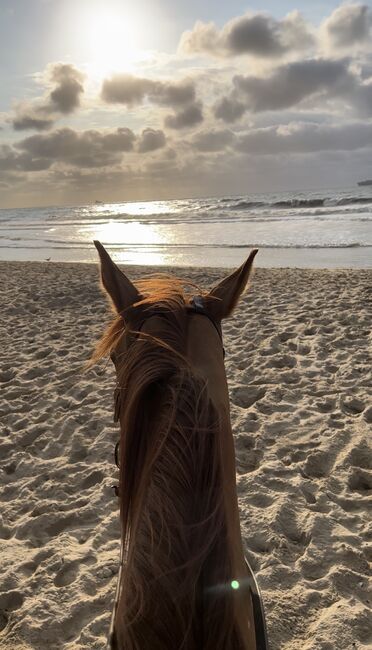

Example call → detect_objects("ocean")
0 187 371 268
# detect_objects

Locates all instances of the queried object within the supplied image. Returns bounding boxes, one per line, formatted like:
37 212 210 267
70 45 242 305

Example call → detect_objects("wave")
335 197 372 206
229 201 265 210
273 199 326 208
220 195 372 209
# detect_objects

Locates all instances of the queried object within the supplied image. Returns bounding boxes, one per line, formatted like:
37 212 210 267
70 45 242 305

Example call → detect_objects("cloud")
1 126 167 173
164 103 203 129
191 128 235 152
0 144 52 172
13 110 55 132
353 80 372 116
11 63 85 131
214 97 246 123
322 3 372 50
235 121 372 155
137 128 166 153
101 75 151 106
5 5 372 206
214 58 355 120
101 74 195 107
12 127 136 169
179 10 314 58
151 81 195 107
48 63 85 113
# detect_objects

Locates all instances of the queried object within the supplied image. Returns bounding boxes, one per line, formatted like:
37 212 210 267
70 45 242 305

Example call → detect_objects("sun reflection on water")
82 218 171 265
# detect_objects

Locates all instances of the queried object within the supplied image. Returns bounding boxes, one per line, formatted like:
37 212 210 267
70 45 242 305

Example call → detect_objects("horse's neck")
218 407 247 570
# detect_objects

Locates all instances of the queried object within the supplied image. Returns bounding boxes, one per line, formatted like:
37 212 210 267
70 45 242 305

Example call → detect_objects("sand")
0 261 371 650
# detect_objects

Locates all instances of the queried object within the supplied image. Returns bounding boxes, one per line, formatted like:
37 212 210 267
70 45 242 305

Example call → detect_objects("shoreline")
1 246 372 270
0 262 371 650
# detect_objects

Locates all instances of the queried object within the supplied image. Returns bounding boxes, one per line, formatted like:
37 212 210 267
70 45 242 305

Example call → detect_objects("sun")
77 3 149 78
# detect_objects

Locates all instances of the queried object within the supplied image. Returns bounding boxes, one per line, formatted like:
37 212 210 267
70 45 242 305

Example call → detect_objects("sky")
0 0 372 208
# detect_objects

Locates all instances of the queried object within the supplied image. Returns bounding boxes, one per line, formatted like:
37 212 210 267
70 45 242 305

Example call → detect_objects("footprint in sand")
363 406 372 423
315 398 335 413
0 591 24 616
0 370 15 382
348 443 372 470
0 611 8 633
301 450 334 478
280 370 301 384
340 396 366 416
270 354 297 369
348 468 372 492
231 386 266 409
81 470 104 489
304 325 318 336
246 492 274 508
54 561 80 587
278 331 296 342
300 485 317 505
3 461 17 475
236 448 263 474
246 531 274 554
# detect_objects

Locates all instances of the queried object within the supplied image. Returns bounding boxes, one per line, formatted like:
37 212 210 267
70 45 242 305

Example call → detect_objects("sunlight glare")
88 219 165 244
78 3 149 77
86 219 168 265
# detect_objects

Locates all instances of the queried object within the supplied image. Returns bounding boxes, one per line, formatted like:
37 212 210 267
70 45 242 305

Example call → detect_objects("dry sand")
0 261 371 650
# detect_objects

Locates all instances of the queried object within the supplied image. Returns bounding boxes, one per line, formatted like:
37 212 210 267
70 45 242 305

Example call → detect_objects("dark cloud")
137 128 166 153
215 58 354 121
0 144 52 172
179 10 314 58
11 63 85 131
235 122 372 155
236 59 352 111
13 111 54 132
101 128 137 152
164 103 203 129
227 14 285 56
353 81 372 116
323 3 372 49
150 81 195 106
13 127 136 169
214 97 246 123
2 126 166 173
192 129 234 152
101 74 195 108
101 75 151 106
48 63 85 113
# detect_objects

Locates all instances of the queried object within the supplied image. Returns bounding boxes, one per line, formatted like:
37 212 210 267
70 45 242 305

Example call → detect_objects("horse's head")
93 240 257 411
92 241 260 649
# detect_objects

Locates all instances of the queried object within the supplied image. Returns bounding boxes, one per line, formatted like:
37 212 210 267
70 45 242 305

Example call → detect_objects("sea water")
0 187 371 267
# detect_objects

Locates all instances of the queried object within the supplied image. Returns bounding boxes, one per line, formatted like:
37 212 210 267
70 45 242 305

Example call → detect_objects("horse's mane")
92 277 245 649
90 276 201 364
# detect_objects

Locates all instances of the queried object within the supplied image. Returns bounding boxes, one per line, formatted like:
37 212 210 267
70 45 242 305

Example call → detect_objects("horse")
91 241 268 649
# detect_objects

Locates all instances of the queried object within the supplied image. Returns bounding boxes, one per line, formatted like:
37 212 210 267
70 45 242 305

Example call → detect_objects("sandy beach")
0 260 371 650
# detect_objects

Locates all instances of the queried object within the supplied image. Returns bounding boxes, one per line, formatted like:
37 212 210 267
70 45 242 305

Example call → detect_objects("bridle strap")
188 295 223 348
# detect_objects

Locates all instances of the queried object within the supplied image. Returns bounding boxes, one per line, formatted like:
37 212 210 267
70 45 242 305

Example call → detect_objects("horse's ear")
206 249 258 320
94 240 139 313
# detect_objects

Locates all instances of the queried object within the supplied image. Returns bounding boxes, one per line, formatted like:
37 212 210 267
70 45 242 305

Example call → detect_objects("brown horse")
92 242 266 649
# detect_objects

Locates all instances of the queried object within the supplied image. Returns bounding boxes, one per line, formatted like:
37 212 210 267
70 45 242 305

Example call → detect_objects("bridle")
188 295 225 357
113 293 224 372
